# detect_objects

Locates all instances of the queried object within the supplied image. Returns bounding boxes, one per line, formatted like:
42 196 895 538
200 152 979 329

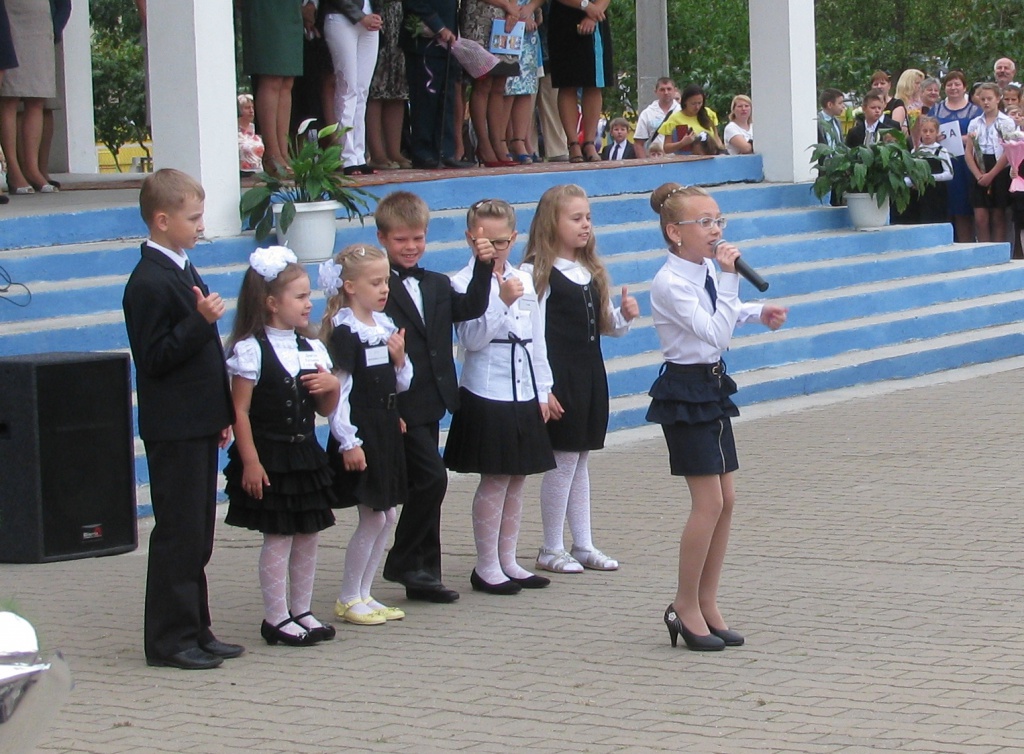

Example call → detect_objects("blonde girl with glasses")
647 182 787 652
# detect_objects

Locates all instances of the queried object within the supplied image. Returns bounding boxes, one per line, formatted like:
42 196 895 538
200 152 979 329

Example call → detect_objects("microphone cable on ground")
0 262 31 307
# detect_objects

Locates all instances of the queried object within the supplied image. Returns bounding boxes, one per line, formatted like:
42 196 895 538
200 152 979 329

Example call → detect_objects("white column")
749 0 817 183
52 1 96 173
635 0 669 111
146 0 240 238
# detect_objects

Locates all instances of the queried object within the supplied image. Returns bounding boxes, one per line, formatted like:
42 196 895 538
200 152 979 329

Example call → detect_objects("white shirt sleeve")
226 337 261 381
395 358 414 393
328 370 362 450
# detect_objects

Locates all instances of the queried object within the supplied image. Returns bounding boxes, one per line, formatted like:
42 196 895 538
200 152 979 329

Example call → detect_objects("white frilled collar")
330 307 397 345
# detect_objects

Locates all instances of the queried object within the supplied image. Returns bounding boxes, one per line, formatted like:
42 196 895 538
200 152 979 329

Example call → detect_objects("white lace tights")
539 450 593 552
259 532 321 637
472 474 533 584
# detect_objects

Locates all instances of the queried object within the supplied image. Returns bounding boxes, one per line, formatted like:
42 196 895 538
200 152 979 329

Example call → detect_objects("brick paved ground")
4 364 1024 753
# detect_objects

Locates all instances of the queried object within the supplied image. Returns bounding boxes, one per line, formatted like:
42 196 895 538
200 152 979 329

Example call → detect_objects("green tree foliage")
90 0 147 171
609 0 1016 119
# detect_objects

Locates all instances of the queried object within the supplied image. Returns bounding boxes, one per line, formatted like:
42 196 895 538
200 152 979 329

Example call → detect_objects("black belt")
253 430 312 444
490 334 538 403
662 360 725 377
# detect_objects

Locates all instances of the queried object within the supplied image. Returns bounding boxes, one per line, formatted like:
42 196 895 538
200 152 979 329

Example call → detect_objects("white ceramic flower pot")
845 193 890 230
273 200 341 262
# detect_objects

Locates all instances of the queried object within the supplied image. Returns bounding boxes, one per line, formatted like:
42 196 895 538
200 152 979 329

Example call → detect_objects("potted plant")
810 129 935 229
240 121 374 262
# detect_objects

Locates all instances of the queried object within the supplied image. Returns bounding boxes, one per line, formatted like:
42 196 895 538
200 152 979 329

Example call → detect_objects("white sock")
360 507 397 601
288 532 323 629
498 476 532 579
540 450 581 551
472 474 511 584
566 450 594 551
260 534 304 638
340 505 386 616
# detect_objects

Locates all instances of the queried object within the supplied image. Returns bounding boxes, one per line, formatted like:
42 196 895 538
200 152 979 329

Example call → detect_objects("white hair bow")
318 259 344 296
249 246 297 281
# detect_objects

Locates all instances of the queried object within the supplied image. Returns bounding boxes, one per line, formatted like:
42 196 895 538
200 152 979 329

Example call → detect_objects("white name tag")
365 345 389 367
517 294 538 313
298 351 322 371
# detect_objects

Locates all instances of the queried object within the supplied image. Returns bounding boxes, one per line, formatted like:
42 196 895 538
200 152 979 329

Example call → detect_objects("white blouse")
327 308 414 451
452 259 552 403
226 326 333 381
723 122 753 155
520 256 632 341
967 112 1015 158
650 252 762 365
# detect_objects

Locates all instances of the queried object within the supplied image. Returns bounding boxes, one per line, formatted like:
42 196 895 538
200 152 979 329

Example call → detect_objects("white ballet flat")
570 546 619 571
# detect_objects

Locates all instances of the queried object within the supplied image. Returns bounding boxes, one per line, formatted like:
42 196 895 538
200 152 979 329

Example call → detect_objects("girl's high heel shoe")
581 140 601 162
663 604 725 651
260 617 318 647
708 625 744 646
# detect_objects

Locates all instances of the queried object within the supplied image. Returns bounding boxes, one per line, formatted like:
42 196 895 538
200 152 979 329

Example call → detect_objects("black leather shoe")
389 569 443 590
147 647 223 670
708 625 745 646
406 585 460 603
291 611 337 642
507 573 551 589
470 570 522 595
199 638 246 659
663 604 725 651
442 158 477 169
410 158 443 170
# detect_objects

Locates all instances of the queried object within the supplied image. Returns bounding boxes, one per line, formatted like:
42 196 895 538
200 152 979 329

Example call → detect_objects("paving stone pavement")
4 364 1024 754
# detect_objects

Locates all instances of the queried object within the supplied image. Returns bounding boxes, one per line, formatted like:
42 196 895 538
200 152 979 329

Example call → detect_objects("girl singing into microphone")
646 183 787 652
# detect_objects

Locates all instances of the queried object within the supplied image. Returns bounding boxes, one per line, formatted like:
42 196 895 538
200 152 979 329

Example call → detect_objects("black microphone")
712 240 769 292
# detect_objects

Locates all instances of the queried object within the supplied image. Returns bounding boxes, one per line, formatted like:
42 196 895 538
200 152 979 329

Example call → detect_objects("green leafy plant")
809 129 935 213
239 122 374 241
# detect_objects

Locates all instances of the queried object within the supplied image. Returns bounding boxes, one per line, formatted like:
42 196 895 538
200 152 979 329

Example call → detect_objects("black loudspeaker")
0 352 138 563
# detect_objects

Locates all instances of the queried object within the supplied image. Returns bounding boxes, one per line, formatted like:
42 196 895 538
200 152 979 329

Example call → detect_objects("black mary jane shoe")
470 570 522 595
506 573 551 589
663 605 725 651
708 625 745 647
260 617 319 647
291 611 337 642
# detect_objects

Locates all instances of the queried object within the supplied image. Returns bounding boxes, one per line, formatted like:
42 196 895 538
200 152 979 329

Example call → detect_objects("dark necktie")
612 143 621 160
704 270 717 312
396 265 425 281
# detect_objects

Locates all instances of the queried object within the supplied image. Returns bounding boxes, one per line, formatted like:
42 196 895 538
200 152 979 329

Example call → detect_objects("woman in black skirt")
444 198 556 595
646 183 788 651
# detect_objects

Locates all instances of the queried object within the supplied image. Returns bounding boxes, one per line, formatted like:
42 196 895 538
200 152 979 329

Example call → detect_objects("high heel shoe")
260 617 318 647
290 611 336 642
507 138 534 164
567 141 584 163
663 605 725 651
707 625 745 646
581 141 601 162
470 570 522 595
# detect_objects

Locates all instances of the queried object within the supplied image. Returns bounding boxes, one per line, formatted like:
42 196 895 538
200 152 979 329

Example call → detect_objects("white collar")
664 251 712 286
331 307 396 344
147 239 190 270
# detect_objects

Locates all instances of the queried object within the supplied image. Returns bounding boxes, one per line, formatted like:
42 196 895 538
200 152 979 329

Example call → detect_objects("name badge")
298 351 323 371
365 345 390 367
517 294 538 313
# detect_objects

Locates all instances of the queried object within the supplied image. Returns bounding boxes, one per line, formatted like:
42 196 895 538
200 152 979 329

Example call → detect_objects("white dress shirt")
968 112 1016 158
452 259 552 403
328 308 413 450
226 326 333 382
650 252 762 365
147 239 190 270
397 273 425 320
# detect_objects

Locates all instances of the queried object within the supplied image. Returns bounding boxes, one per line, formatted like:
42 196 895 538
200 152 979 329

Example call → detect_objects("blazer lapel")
388 273 428 336
142 242 195 294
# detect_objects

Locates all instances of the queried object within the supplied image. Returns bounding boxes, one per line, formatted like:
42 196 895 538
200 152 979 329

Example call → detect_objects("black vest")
249 334 317 438
545 267 604 359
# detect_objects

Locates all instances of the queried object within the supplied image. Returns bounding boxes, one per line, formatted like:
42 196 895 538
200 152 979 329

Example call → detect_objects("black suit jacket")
385 257 492 427
601 141 637 160
845 115 900 148
400 0 457 56
122 244 234 443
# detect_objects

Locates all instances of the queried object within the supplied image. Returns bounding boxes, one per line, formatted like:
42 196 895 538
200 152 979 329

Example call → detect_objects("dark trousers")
143 435 220 660
404 48 456 165
384 422 448 581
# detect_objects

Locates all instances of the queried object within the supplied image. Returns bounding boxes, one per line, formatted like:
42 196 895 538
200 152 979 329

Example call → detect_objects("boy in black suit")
122 169 243 670
376 191 493 602
601 117 637 160
846 89 900 147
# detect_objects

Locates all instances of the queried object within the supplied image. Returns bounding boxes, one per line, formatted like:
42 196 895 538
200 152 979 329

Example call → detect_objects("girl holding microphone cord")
646 183 787 651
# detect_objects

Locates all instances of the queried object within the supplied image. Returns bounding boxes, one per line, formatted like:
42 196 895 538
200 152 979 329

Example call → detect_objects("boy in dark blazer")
601 117 637 160
122 169 242 670
846 89 900 148
375 191 493 602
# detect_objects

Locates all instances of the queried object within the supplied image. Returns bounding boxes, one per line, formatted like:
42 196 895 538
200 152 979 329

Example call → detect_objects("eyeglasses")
673 217 728 230
471 237 514 250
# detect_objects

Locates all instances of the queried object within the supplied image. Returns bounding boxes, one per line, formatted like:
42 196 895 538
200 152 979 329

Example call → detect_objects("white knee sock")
340 505 386 616
540 450 581 551
472 474 512 583
498 476 532 579
260 534 304 637
566 450 594 551
288 532 323 628
360 507 397 601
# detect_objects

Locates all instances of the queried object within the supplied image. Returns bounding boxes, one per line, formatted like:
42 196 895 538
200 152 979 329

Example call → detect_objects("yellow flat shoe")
335 599 386 626
365 597 405 621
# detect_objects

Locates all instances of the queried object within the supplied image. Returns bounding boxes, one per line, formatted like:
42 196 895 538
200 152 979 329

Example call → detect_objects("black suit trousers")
143 435 220 660
384 422 448 581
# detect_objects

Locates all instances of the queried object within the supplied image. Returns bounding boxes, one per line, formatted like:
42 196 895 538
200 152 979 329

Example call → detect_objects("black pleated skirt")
328 405 407 511
646 362 740 477
444 389 556 475
547 352 610 452
224 437 337 534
